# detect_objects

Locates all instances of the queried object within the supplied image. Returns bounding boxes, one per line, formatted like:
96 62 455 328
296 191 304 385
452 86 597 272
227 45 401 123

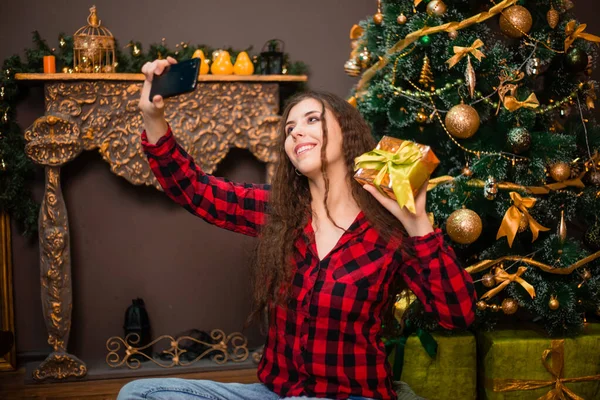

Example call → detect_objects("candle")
43 55 56 73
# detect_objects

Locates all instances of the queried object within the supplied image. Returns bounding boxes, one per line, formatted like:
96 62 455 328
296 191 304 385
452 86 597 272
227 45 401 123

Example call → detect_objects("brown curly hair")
249 91 410 336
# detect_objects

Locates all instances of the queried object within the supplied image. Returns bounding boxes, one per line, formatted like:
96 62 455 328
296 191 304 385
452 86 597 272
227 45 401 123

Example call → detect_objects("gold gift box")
354 136 440 210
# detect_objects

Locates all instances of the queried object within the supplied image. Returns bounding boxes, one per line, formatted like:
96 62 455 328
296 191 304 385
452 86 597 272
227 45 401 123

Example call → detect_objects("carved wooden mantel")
15 72 306 381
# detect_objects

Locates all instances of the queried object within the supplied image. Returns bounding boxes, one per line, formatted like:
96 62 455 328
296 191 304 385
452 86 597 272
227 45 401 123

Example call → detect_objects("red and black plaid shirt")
142 128 476 400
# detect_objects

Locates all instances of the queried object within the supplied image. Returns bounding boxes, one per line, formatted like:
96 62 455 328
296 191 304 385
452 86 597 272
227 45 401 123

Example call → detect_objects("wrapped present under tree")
478 324 600 399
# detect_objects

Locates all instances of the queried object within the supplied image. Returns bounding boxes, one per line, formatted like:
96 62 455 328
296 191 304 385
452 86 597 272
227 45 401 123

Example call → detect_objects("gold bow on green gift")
354 138 439 214
496 192 550 248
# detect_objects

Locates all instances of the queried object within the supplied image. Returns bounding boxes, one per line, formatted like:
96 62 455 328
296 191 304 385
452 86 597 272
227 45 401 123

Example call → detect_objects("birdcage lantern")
73 6 116 73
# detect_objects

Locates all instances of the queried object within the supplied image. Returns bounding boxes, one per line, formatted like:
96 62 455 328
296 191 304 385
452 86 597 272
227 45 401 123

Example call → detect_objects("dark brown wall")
3 1 600 361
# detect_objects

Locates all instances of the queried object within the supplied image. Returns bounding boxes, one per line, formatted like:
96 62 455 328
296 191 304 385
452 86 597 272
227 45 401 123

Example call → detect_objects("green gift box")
478 324 600 400
389 331 477 400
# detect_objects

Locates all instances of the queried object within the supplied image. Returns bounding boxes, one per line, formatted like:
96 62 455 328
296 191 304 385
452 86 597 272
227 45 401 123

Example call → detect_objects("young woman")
117 57 476 400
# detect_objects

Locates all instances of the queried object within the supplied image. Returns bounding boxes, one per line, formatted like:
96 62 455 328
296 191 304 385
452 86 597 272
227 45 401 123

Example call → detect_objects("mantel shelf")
15 73 308 82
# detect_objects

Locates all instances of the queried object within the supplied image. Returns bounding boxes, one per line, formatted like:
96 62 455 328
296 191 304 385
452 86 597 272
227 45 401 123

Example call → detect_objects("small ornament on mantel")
73 6 116 73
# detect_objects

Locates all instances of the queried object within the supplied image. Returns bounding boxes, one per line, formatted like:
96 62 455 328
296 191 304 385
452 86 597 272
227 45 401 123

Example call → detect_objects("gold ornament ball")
502 298 519 315
490 304 500 312
397 13 407 25
476 301 488 311
499 5 533 39
344 59 361 77
445 104 480 139
448 30 458 40
549 162 571 182
482 273 496 288
549 297 560 310
426 0 447 17
462 166 473 177
547 7 559 29
374 12 384 25
446 208 483 245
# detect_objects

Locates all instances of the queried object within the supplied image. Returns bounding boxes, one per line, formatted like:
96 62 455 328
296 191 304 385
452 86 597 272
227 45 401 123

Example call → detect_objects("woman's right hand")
139 56 177 143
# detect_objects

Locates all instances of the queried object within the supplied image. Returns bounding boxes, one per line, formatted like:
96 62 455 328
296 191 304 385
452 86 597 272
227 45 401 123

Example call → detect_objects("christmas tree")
347 0 600 336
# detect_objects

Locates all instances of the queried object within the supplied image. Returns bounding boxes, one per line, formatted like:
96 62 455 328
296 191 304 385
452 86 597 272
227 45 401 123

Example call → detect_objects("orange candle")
43 55 56 73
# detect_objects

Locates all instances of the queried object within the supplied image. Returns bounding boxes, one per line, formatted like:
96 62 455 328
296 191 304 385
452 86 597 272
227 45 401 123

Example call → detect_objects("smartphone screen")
149 58 200 101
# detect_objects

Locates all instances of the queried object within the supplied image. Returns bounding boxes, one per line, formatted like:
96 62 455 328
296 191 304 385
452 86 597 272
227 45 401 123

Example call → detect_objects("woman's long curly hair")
250 91 410 336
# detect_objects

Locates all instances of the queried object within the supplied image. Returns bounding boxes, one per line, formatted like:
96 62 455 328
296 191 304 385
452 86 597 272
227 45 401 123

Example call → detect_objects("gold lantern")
73 6 116 73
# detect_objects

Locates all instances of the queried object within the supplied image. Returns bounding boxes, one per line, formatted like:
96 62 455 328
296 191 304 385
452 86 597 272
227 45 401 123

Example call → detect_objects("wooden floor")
0 367 260 399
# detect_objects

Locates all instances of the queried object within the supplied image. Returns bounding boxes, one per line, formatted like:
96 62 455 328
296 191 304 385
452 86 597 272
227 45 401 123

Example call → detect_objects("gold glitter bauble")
518 212 529 233
501 298 519 315
397 13 407 24
446 208 483 245
374 12 384 25
448 30 458 40
499 6 533 39
426 0 447 17
445 104 480 139
482 273 496 288
549 296 560 310
549 162 571 182
476 301 488 311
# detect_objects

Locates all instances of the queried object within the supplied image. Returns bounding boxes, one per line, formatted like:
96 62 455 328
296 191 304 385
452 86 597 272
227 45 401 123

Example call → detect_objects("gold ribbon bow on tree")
497 192 550 248
481 266 536 300
491 340 600 400
446 39 486 68
354 141 428 214
564 20 600 52
503 92 540 112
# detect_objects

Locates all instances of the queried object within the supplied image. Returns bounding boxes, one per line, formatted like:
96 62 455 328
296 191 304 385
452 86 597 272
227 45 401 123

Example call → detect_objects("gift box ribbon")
489 339 600 400
354 141 426 214
384 320 437 381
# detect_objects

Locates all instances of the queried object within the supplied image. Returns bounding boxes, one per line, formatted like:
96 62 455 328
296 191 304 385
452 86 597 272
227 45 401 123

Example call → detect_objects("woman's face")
284 98 344 180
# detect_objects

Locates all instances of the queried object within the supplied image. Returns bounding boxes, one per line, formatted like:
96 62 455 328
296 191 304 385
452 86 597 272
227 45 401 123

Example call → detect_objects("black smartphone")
149 58 200 102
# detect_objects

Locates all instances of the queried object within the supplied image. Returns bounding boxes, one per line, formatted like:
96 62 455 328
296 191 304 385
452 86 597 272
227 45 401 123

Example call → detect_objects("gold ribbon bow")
446 39 486 68
497 192 550 248
503 92 540 112
564 20 600 52
491 340 600 400
354 141 425 214
481 266 536 300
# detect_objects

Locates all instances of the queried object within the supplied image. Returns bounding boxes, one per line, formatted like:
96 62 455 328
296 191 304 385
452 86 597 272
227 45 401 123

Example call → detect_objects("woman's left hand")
363 182 434 237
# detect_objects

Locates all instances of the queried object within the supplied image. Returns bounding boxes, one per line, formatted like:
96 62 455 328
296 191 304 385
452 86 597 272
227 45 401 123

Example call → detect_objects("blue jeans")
117 378 375 400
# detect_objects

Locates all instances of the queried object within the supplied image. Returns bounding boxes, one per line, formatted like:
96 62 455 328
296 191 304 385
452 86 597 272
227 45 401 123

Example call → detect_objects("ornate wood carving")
18 75 297 380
